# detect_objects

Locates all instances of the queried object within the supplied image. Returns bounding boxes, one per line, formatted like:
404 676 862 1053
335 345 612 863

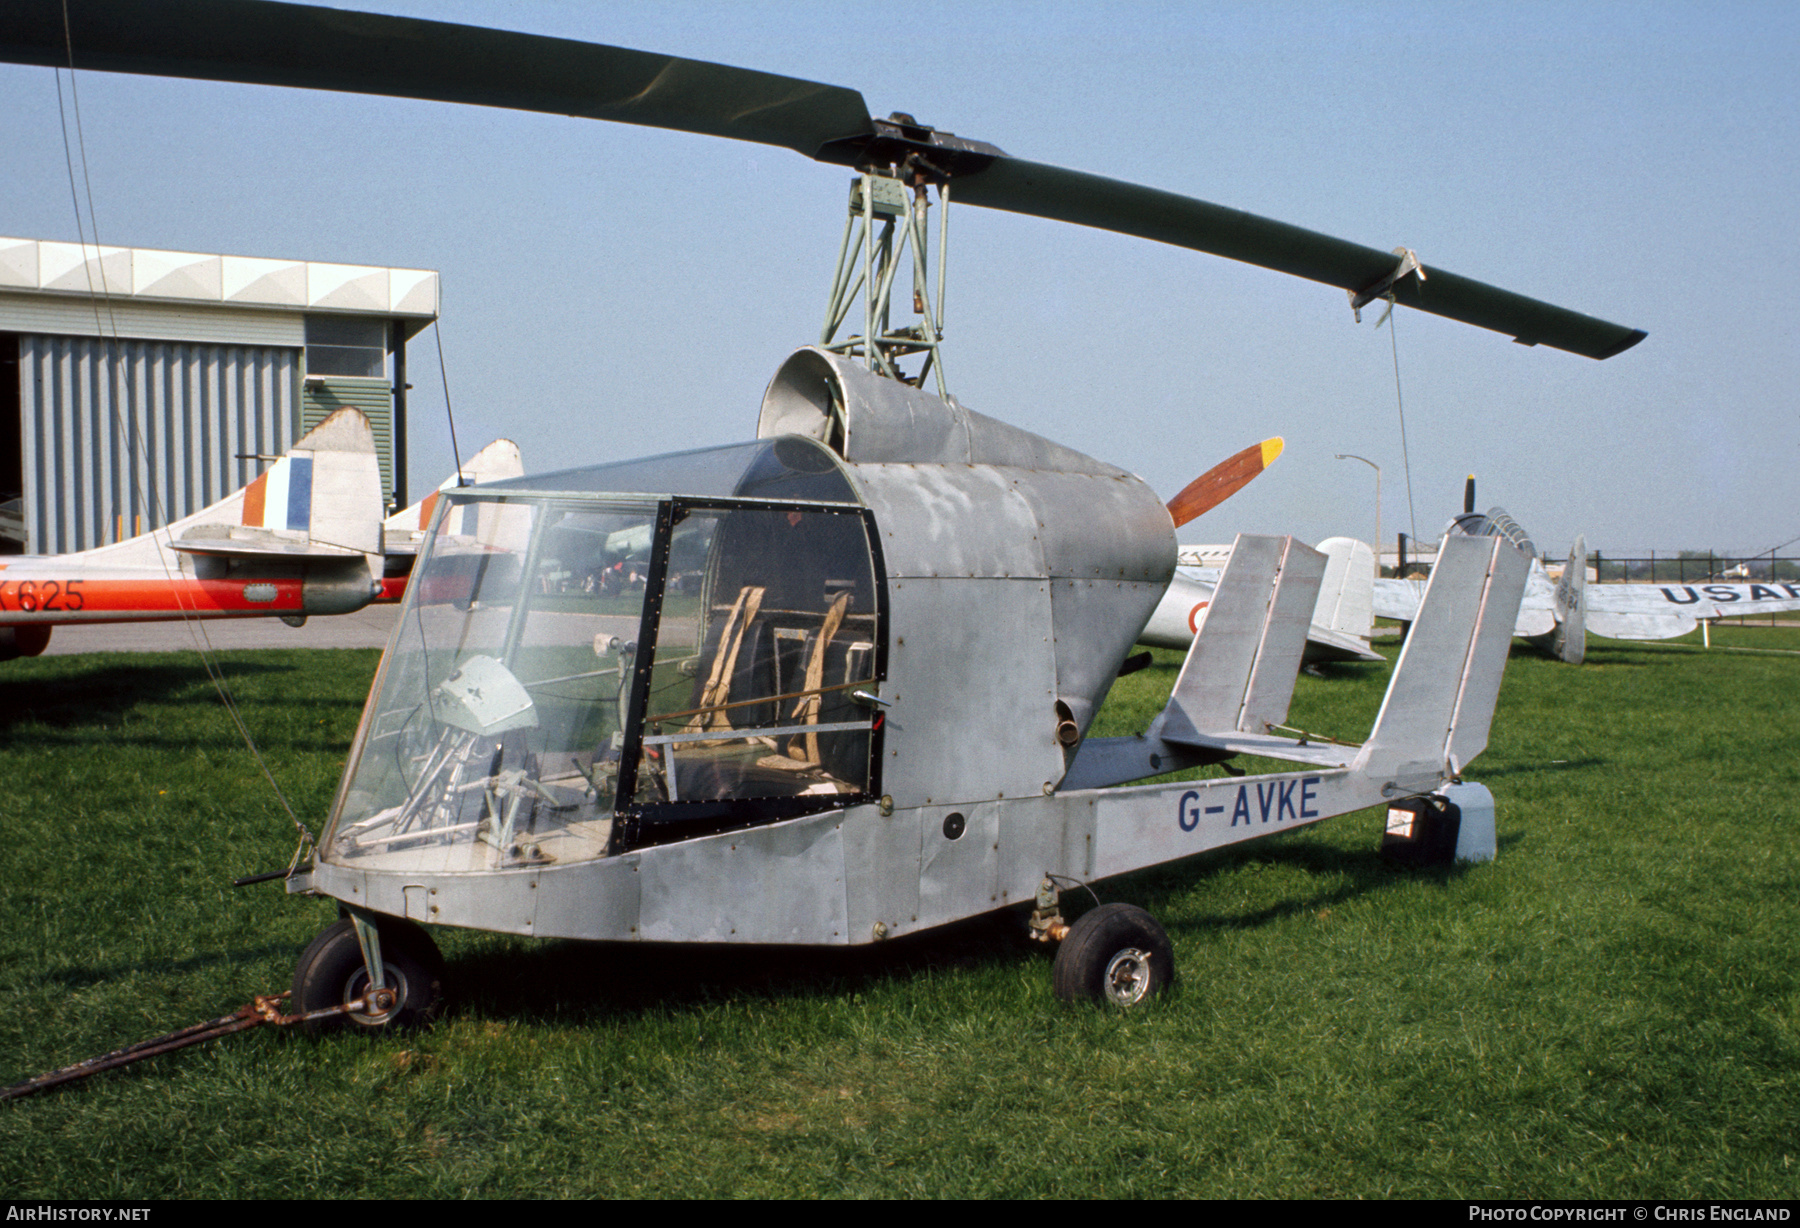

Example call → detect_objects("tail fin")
1314 536 1376 638
1164 534 1325 738
1547 535 1587 664
384 438 524 537
376 439 527 602
75 408 383 566
1354 535 1530 792
240 409 384 557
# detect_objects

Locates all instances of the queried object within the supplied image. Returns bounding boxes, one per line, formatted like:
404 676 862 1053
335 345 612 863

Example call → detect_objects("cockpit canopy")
323 436 885 875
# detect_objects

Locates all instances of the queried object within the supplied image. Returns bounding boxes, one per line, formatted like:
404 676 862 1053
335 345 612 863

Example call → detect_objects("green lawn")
1 629 1796 1198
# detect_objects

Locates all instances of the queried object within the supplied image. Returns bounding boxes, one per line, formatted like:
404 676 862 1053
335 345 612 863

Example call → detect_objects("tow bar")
0 987 397 1103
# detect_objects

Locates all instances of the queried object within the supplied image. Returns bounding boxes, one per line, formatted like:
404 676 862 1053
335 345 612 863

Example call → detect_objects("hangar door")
12 333 300 555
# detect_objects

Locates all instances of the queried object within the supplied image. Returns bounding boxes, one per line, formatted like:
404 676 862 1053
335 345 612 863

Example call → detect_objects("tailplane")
0 408 385 635
1064 533 1529 791
164 408 383 562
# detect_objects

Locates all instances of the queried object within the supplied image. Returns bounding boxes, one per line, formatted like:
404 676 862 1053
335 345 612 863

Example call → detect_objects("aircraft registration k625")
0 408 385 660
0 0 1643 1016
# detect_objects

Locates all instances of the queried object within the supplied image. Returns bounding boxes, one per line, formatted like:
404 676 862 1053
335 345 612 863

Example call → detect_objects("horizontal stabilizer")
1160 726 1355 769
170 407 382 560
1354 535 1529 791
170 531 365 559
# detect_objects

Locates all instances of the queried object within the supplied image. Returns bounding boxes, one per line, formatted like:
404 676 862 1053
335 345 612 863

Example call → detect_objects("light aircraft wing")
1373 541 1800 652
1586 580 1800 637
1375 569 1557 638
0 0 1644 361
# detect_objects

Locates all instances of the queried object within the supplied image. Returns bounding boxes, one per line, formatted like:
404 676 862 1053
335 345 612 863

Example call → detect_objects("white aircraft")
0 409 385 660
1371 503 1800 663
1143 537 1383 663
1139 437 1382 663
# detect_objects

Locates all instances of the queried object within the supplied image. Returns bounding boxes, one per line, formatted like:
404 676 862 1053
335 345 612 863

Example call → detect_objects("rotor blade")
0 0 875 157
1166 437 1284 529
951 158 1645 360
0 1 1643 359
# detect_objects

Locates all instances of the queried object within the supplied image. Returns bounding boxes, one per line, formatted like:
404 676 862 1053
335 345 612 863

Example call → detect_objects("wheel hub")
1103 947 1153 1006
345 964 406 1025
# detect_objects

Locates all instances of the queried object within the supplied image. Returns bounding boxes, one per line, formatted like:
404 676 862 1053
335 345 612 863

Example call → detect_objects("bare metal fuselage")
299 349 1524 946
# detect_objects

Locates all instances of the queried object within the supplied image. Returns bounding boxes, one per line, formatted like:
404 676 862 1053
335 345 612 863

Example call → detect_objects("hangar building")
0 236 439 554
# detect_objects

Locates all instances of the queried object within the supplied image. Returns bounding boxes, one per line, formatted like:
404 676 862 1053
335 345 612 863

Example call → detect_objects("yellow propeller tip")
1260 437 1284 467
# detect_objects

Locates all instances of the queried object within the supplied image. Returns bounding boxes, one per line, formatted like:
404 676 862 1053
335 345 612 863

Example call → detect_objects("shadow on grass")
1472 754 1607 778
35 942 306 991
435 910 1041 1027
420 828 1510 1028
0 657 296 735
1107 827 1512 935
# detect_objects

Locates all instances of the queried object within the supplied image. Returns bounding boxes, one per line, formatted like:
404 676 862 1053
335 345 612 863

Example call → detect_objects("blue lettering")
1231 786 1250 827
1178 789 1200 832
1256 781 1277 822
1783 584 1800 599
1300 777 1319 818
1703 585 1740 602
1277 779 1298 821
1750 584 1780 601
1661 586 1700 605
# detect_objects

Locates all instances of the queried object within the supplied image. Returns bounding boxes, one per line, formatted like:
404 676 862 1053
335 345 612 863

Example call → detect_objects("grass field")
1 629 1797 1198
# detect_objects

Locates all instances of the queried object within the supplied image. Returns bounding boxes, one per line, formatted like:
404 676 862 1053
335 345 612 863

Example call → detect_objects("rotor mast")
819 171 950 396
815 113 1006 397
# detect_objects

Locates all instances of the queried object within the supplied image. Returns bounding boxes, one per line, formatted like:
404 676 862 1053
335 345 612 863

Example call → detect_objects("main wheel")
1051 903 1175 1007
291 916 445 1034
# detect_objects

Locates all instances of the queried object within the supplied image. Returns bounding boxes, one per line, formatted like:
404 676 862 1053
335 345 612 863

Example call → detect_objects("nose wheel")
1051 903 1175 1007
292 916 445 1033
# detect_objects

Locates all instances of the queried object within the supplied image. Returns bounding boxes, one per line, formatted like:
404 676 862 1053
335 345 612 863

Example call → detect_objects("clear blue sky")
4 1 1794 556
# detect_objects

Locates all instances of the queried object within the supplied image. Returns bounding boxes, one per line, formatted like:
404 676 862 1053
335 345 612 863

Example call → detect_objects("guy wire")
54 12 310 843
435 321 466 484
1383 292 1421 543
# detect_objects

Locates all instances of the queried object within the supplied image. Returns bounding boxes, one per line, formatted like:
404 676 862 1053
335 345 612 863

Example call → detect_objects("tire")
291 916 445 1034
1051 903 1175 1007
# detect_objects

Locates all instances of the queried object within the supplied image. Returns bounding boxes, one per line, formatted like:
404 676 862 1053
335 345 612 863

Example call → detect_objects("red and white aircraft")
0 408 385 660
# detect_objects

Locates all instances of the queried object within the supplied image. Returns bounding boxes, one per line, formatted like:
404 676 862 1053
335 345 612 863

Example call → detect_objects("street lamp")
1334 454 1382 576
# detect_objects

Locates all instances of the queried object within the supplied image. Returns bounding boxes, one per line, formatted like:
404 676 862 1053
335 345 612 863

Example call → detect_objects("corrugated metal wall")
20 334 300 554
302 377 393 502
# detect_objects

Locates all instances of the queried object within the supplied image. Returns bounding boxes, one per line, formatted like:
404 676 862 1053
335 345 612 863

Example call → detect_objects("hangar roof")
0 236 438 347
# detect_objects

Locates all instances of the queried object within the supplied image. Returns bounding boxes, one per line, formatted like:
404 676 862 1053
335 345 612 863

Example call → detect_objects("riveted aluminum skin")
760 347 1175 768
306 350 1527 952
